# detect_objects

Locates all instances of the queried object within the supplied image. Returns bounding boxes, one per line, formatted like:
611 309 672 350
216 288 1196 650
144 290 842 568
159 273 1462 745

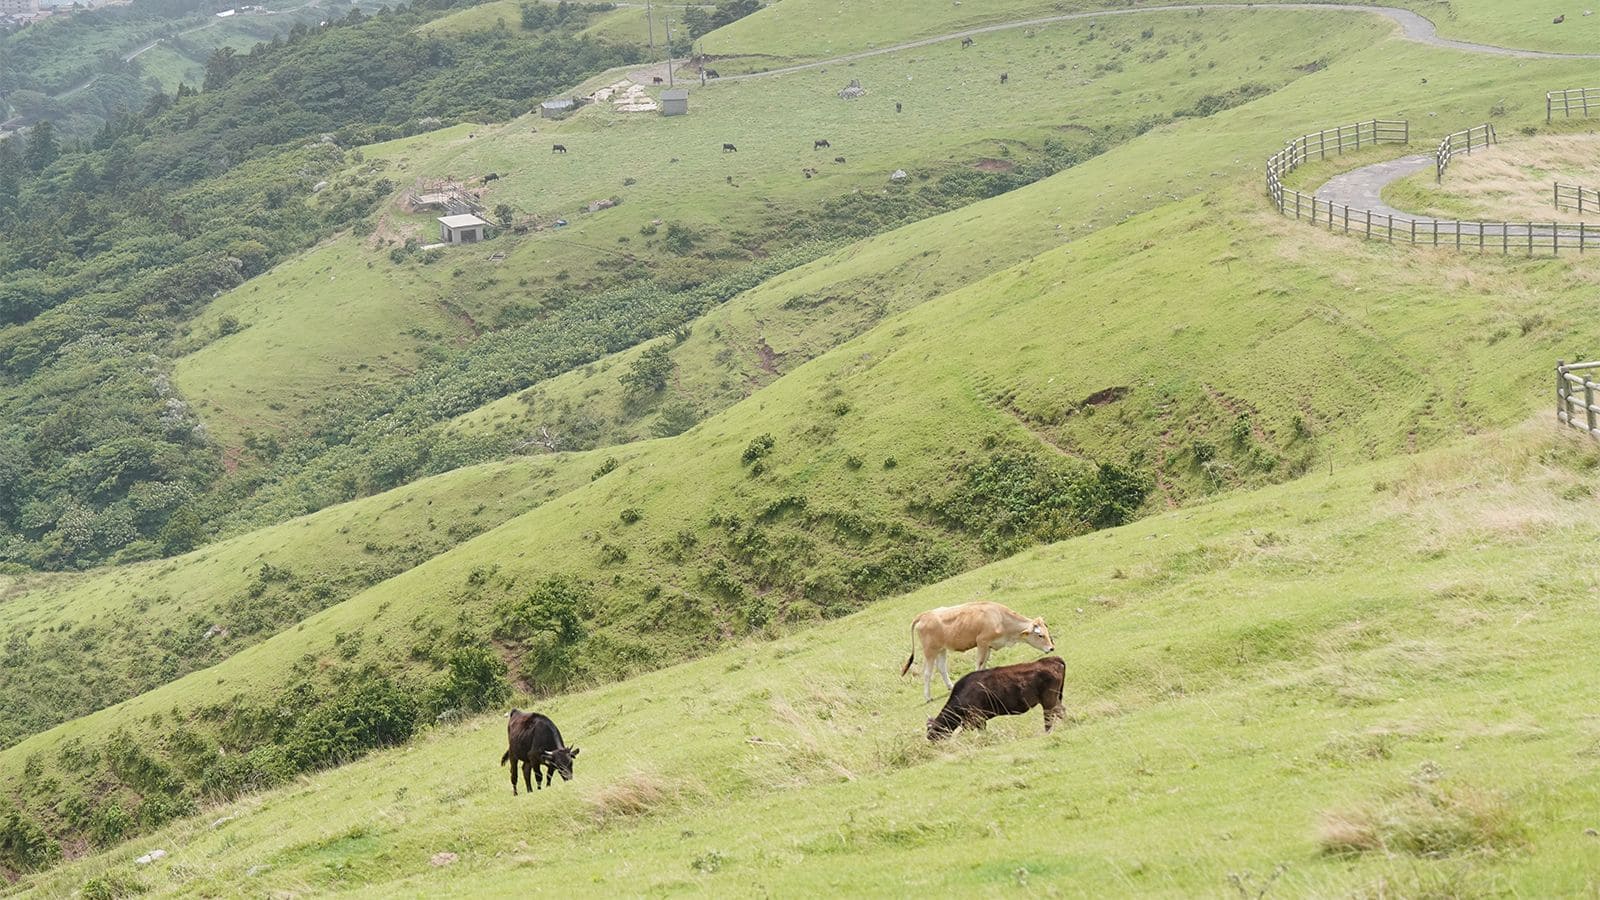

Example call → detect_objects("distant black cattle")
814 139 831 149
926 657 1065 741
501 710 581 795
1000 72 1009 84
552 144 568 154
705 68 721 78
653 76 664 84
833 156 845 163
483 173 500 182
895 101 903 113
960 36 973 48
1554 14 1566 23
723 143 738 152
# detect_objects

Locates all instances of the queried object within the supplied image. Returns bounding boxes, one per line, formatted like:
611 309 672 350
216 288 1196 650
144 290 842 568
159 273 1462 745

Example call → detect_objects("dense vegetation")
0 0 638 570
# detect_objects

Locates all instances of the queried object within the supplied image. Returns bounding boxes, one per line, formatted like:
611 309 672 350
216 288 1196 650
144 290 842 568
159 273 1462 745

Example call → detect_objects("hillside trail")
716 3 1600 84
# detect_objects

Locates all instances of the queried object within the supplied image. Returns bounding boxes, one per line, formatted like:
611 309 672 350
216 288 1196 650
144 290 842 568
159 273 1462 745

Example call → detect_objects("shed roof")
661 89 689 101
541 98 575 109
438 214 490 229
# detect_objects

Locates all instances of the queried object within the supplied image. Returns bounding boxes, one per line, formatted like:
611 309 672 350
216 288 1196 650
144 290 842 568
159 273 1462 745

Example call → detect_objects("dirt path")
716 3 1600 84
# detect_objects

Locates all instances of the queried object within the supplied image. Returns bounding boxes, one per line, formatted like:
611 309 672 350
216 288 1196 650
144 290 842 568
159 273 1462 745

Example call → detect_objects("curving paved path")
717 2 1600 82
1306 150 1598 242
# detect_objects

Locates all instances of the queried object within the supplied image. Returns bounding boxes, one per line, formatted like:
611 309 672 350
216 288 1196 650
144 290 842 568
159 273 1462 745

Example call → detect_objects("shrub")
1318 778 1527 857
742 433 776 464
426 646 510 717
283 673 418 769
620 507 642 524
592 457 619 480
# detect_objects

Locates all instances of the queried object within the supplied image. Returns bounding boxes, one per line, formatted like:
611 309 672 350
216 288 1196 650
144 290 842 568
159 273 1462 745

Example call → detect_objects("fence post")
1366 209 1372 239
1343 205 1349 234
1503 224 1509 255
1558 361 1568 425
1388 214 1394 243
1583 224 1588 254
1455 220 1460 251
1410 219 1416 244
1586 377 1596 436
1548 93 1553 124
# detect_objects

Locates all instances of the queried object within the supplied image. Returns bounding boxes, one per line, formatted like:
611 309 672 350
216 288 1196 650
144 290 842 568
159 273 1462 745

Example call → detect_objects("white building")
438 214 490 244
0 0 40 15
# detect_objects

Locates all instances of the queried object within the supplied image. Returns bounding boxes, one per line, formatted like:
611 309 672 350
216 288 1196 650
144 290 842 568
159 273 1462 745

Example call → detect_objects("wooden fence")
1547 87 1600 122
1554 182 1600 213
1556 361 1600 439
1434 123 1495 182
1265 119 1408 209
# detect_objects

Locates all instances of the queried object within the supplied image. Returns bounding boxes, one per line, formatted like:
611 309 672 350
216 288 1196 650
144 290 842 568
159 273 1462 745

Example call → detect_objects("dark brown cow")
501 710 580 795
814 139 830 149
552 144 568 154
723 143 738 152
926 657 1065 740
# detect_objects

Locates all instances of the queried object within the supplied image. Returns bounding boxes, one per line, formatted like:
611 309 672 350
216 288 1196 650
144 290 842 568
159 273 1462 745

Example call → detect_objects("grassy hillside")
701 0 1600 65
175 7 1383 453
18 423 1600 896
0 449 606 752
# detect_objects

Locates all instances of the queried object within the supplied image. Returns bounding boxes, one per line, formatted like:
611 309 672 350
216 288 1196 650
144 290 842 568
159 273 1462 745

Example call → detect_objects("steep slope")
20 424 1600 896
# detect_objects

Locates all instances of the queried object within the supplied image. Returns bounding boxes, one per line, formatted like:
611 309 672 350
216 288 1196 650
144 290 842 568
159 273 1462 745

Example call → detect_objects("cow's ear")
569 746 580 757
539 750 553 761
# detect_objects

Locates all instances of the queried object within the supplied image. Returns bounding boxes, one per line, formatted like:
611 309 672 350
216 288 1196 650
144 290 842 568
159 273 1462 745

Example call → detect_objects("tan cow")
899 601 1055 701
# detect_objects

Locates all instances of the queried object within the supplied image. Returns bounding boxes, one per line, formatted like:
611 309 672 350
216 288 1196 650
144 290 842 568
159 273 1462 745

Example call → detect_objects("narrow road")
717 2 1600 83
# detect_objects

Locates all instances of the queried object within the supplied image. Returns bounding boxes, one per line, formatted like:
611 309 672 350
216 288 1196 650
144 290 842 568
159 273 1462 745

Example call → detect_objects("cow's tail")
900 617 919 677
501 750 510 766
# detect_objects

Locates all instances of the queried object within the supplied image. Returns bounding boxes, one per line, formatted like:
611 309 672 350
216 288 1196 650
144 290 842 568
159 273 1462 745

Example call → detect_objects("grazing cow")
705 68 721 79
814 139 831 149
653 76 664 84
896 101 903 113
927 657 1066 740
723 143 738 152
501 710 580 795
552 144 568 154
1000 72 1009 84
833 156 846 163
900 601 1055 701
961 36 974 48
1554 14 1566 23
483 172 500 182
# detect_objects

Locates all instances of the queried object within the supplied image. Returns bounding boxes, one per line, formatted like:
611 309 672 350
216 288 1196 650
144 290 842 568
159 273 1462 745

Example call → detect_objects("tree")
202 47 241 92
619 343 674 403
23 120 58 173
494 202 514 228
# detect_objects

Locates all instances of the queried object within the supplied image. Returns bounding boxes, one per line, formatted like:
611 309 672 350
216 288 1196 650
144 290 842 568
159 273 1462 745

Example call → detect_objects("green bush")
425 646 510 717
742 433 776 464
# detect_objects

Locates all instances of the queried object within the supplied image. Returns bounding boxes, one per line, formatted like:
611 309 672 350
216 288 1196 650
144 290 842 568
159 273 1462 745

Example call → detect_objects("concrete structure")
438 214 490 244
660 89 688 117
539 98 574 118
0 0 39 15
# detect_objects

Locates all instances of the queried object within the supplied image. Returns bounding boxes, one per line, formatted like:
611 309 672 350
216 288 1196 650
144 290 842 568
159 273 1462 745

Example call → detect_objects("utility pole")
665 14 674 86
646 0 655 52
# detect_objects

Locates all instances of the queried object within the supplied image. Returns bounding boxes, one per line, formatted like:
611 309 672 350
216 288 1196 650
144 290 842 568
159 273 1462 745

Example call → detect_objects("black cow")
723 143 738 152
814 139 831 149
1554 14 1566 23
960 36 974 48
552 144 568 154
483 173 500 182
705 68 721 79
833 156 846 164
653 76 664 84
1000 72 1009 85
501 710 581 795
895 101 903 113
926 656 1065 741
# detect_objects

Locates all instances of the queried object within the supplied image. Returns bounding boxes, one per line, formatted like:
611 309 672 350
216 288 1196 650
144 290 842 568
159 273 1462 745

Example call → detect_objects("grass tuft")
1318 777 1528 858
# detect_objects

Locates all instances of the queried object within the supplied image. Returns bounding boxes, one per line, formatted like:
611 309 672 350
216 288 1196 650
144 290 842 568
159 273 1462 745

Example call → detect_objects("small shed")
438 214 490 244
660 89 689 117
540 98 575 118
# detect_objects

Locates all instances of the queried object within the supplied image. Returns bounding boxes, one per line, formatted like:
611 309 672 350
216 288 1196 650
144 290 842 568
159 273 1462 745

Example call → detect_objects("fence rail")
1265 119 1409 208
1554 182 1600 213
1556 361 1600 439
1435 123 1495 182
1278 190 1600 254
1547 87 1600 122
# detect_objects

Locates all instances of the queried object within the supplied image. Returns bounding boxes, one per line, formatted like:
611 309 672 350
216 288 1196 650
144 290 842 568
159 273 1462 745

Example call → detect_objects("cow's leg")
522 759 535 793
511 757 519 796
975 643 991 670
938 651 954 690
1044 702 1065 734
923 653 934 702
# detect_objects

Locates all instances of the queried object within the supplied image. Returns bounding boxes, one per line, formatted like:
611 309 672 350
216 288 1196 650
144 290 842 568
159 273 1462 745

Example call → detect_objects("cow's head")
1022 617 1055 653
541 746 580 781
926 717 953 742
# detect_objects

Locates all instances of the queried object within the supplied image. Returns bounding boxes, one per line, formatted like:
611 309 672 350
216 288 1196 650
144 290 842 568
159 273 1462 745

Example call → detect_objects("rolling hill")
5 0 1600 893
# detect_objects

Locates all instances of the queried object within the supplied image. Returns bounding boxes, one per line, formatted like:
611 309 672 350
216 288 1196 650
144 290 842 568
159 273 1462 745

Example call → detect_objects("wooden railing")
1554 182 1600 214
1265 119 1408 208
1435 123 1495 182
1547 87 1600 122
1557 361 1600 439
1276 191 1600 254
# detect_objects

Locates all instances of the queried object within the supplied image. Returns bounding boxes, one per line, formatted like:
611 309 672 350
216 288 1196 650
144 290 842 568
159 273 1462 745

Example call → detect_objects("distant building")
660 89 688 117
438 214 490 244
539 98 574 118
0 0 39 15
214 7 235 15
